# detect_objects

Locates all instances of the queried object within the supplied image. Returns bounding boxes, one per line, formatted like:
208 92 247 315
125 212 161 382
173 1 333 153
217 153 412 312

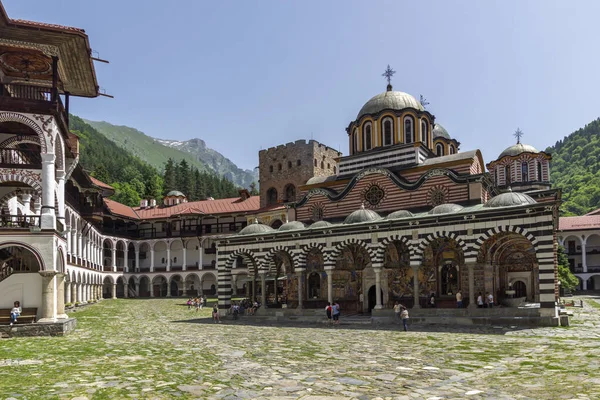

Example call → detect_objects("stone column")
56 274 67 319
296 268 305 309
231 275 238 296
112 246 117 272
582 237 588 273
135 282 140 297
74 283 79 303
65 281 72 304
39 271 58 322
325 267 334 304
411 262 421 308
166 278 172 298
124 281 129 298
40 153 56 230
135 249 140 272
150 282 155 297
467 262 476 309
22 193 32 215
166 245 171 272
182 246 187 271
374 267 383 310
252 276 256 301
260 272 267 306
199 240 204 270
112 283 117 299
70 282 76 304
150 247 155 272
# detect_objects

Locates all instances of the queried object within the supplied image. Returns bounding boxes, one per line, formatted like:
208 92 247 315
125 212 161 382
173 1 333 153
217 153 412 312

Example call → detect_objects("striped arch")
0 112 48 153
263 245 298 273
0 173 42 194
0 135 41 148
0 240 46 270
225 248 262 272
328 238 376 266
0 188 39 211
297 242 326 266
415 231 468 259
473 225 539 254
376 234 413 264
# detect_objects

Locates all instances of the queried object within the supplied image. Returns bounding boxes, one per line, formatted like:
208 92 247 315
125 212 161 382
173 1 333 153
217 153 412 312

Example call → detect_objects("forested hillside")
70 116 240 207
546 118 600 216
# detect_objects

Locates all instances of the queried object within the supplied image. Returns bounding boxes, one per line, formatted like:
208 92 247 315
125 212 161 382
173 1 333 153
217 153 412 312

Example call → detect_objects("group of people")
393 302 410 331
325 302 341 324
187 295 207 311
477 292 495 308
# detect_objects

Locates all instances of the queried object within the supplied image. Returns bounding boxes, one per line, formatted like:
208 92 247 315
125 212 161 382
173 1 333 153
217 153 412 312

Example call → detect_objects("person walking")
393 302 401 321
477 292 484 308
487 292 494 308
332 302 341 325
325 302 332 324
456 291 463 308
212 304 221 323
400 306 409 332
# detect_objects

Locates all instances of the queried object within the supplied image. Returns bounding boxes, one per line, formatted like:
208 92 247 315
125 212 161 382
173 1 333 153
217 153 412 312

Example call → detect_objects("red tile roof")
11 19 85 33
90 176 114 191
103 198 140 220
559 215 600 231
585 207 600 216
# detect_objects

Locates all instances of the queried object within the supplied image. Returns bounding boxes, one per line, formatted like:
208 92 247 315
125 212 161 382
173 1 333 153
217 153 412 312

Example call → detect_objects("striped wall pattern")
216 209 557 310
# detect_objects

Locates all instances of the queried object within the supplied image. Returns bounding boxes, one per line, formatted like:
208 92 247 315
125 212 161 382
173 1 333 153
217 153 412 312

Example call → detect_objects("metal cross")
420 95 429 108
382 65 396 85
514 128 524 144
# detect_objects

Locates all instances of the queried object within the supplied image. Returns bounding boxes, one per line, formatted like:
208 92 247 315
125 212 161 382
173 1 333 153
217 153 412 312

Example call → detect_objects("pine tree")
163 158 176 195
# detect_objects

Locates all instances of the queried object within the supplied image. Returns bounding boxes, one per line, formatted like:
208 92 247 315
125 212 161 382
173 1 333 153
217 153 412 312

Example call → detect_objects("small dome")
166 190 186 197
344 205 382 224
310 220 333 229
498 143 539 159
432 123 451 140
385 210 414 220
306 176 329 185
429 203 464 215
484 191 537 208
278 221 306 231
357 89 424 120
238 220 275 236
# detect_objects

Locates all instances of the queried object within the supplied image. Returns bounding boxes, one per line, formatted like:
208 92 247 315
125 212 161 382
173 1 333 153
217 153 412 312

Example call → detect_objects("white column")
135 249 140 272
38 271 58 322
150 246 155 272
112 245 117 272
583 280 588 291
77 234 83 261
411 262 421 309
374 267 383 310
182 246 187 271
65 229 72 255
166 278 172 297
56 171 66 228
166 244 171 272
22 194 32 215
260 272 267 306
65 280 72 304
325 267 333 304
56 274 67 319
296 268 305 309
199 239 204 270
40 153 56 230
112 283 117 299
582 237 588 273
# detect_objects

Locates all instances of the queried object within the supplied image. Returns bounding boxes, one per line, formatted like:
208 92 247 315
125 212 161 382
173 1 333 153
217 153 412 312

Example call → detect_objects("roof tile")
559 215 600 231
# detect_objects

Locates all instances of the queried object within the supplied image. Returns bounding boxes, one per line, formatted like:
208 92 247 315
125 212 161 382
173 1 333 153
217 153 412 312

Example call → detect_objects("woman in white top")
477 292 484 308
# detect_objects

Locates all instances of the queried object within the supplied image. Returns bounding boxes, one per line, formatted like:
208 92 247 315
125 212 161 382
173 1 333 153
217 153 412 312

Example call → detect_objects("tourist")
232 303 239 320
400 306 409 332
333 302 341 324
456 291 463 308
477 292 484 308
325 302 332 324
358 290 364 312
9 301 20 326
429 293 436 308
212 304 221 323
199 296 204 310
195 298 201 312
393 302 401 321
187 298 193 310
487 292 494 308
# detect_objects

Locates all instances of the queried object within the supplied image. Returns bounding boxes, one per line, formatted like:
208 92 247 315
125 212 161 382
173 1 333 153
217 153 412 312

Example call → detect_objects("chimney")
140 199 148 208
149 199 157 207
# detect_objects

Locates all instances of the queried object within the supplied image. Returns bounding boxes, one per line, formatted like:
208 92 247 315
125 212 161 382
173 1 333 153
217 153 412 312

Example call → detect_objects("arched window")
269 165 273 173
314 159 317 167
449 144 456 154
278 163 282 171
320 161 324 169
436 143 444 156
284 184 296 202
521 161 529 182
297 159 301 166
266 187 278 205
495 167 498 183
352 129 358 154
363 123 372 151
404 117 414 144
537 161 543 181
327 163 330 169
287 161 292 169
383 118 393 146
505 165 511 185
333 166 337 174
421 120 428 144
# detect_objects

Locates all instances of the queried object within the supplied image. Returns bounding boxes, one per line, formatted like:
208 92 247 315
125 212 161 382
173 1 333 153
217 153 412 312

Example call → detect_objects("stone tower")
258 140 342 208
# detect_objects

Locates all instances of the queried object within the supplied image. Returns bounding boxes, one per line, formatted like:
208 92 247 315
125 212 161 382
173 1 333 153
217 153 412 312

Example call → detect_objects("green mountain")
83 119 258 188
546 118 600 216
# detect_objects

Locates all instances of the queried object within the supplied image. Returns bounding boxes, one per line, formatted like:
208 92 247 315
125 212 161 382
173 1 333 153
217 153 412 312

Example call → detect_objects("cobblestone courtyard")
1 297 599 400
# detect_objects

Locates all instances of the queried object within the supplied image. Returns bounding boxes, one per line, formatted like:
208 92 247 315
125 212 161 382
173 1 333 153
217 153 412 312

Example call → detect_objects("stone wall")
258 140 341 208
0 318 77 337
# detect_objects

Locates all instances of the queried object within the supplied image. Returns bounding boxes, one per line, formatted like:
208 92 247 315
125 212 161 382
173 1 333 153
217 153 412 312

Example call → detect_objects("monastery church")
0 5 564 328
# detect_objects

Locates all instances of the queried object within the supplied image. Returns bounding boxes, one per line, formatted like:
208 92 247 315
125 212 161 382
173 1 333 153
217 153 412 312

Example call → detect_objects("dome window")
521 162 529 182
404 116 414 144
382 118 393 146
436 143 444 157
449 144 456 154
352 129 358 154
421 120 428 145
537 161 543 181
363 123 372 151
505 165 511 185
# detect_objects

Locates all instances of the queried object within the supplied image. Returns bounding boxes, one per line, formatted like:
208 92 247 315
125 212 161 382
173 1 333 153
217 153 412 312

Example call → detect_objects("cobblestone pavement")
0 296 599 400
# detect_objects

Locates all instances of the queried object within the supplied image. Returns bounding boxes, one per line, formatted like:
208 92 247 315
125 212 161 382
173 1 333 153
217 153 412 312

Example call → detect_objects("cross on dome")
382 64 396 90
514 128 524 144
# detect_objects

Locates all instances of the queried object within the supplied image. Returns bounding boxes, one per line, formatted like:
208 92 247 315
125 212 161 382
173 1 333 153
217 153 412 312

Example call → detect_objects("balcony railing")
0 83 68 130
0 215 40 229
0 148 42 168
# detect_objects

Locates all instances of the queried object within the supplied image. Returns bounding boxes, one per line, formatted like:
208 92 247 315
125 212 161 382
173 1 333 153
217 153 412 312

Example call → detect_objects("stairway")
0 248 14 284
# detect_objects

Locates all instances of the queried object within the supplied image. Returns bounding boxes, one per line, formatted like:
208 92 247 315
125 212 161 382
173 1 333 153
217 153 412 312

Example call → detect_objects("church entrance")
367 285 383 312
513 280 527 298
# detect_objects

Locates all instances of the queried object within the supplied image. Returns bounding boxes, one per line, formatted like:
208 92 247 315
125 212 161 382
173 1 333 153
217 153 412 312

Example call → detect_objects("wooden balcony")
0 215 40 229
0 83 69 133
0 148 42 168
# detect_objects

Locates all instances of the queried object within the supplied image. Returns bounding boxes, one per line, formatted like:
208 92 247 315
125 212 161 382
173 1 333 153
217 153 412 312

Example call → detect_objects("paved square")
1 298 599 399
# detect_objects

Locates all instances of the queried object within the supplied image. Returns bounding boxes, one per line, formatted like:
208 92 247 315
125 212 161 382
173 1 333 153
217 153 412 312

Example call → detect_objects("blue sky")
5 1 600 171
